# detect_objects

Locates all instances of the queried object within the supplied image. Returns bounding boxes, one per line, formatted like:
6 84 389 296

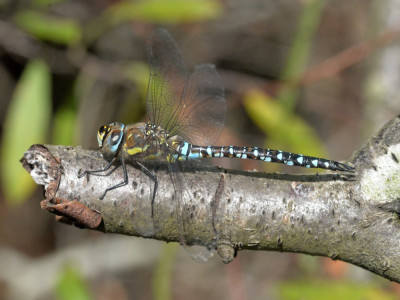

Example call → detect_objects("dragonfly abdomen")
177 142 354 172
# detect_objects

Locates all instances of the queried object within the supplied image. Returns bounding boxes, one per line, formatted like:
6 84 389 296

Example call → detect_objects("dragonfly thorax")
121 122 177 160
144 122 170 142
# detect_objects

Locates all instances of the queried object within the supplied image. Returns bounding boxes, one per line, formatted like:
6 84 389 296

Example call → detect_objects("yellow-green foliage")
1 60 52 204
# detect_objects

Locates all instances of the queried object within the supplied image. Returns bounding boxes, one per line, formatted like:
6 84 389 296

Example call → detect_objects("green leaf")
278 0 327 111
118 61 149 123
14 10 81 46
279 280 396 300
52 106 77 146
107 0 222 24
33 0 67 7
243 90 326 158
123 61 150 101
1 60 52 204
56 266 92 300
152 243 179 300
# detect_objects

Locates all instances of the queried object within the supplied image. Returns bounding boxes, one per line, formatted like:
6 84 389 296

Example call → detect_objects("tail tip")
336 162 355 172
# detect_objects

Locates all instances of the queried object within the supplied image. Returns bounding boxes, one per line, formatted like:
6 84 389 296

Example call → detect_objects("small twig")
300 29 400 85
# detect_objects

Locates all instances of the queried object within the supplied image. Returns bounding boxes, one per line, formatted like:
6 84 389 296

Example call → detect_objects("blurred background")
1 0 400 299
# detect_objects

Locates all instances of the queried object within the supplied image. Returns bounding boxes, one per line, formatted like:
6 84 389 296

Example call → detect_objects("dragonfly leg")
135 161 158 218
91 164 121 177
78 156 118 178
99 157 128 200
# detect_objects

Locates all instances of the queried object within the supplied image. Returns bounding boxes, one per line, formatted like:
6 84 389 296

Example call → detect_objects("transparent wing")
145 29 224 261
146 29 226 146
165 64 226 146
168 159 216 262
146 28 188 130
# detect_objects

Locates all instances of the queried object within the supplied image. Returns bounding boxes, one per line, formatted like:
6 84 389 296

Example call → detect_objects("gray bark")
21 115 400 282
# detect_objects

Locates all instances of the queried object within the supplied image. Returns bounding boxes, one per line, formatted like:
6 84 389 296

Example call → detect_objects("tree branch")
21 115 400 282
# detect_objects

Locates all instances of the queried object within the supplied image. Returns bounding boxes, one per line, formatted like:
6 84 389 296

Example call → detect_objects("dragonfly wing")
166 64 226 146
146 28 188 128
145 29 224 261
167 158 216 262
146 29 226 146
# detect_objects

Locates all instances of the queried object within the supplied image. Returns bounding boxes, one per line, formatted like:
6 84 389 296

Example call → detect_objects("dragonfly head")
97 122 125 154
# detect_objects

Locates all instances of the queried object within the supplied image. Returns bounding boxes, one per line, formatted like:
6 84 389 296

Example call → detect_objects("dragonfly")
79 28 355 253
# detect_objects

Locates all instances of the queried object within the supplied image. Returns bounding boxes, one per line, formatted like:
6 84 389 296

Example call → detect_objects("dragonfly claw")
77 170 88 178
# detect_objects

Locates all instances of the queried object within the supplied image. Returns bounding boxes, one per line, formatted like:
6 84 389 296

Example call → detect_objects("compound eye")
110 131 122 147
105 130 123 153
97 123 124 153
97 125 110 148
99 125 108 135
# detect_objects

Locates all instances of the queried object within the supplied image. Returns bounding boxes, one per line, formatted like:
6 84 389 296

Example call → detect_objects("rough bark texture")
21 115 400 282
